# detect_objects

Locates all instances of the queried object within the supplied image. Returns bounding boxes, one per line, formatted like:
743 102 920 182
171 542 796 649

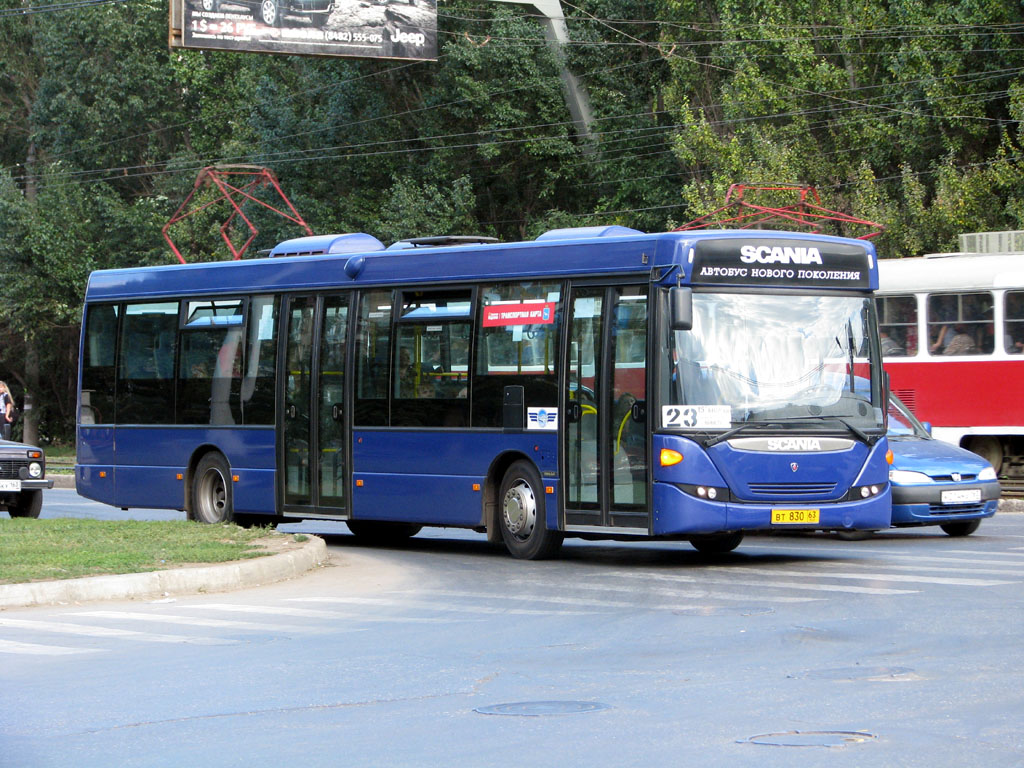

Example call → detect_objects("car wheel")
7 489 42 519
499 460 562 560
689 531 743 554
940 520 981 537
346 520 422 543
259 0 281 26
192 452 232 524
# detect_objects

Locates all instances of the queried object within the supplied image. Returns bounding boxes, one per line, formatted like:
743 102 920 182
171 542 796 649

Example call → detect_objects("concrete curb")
0 535 329 610
50 474 75 489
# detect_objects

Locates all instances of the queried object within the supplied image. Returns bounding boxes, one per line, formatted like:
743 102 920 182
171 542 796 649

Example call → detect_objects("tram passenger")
880 330 905 356
942 324 977 356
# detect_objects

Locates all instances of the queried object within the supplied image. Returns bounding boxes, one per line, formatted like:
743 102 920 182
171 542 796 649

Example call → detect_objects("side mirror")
922 421 932 435
670 287 693 331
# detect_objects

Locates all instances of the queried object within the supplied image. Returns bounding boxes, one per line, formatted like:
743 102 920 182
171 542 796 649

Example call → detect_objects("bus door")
280 294 351 517
564 284 649 533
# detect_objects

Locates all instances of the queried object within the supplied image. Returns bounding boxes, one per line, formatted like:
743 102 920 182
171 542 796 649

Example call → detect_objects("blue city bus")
76 226 892 558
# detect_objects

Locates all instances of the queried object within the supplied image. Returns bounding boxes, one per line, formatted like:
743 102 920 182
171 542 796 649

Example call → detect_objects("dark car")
0 439 54 518
200 0 334 28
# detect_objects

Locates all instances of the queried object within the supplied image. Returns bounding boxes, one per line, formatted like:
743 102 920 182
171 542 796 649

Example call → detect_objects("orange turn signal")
660 448 684 467
886 449 894 465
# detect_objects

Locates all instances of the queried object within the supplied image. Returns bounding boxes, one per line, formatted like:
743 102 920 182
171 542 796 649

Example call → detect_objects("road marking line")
190 603 485 621
0 617 230 644
71 611 312 632
0 639 100 656
613 571 916 595
706 566 1014 587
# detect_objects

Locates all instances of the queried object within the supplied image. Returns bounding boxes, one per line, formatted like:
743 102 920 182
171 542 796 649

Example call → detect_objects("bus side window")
82 304 119 425
473 282 561 428
117 301 179 425
354 290 393 426
242 296 279 425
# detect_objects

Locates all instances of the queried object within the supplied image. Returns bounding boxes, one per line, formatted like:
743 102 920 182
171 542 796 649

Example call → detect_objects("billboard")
169 0 437 60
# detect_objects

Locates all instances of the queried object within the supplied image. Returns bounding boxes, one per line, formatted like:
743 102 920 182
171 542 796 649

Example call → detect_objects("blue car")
886 393 1001 536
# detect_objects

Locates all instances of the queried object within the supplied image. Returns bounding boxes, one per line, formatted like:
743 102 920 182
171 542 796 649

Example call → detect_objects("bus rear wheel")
499 460 562 560
192 453 233 524
689 531 743 554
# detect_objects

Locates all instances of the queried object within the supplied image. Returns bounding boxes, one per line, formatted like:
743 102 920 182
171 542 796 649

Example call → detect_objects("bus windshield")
666 292 884 429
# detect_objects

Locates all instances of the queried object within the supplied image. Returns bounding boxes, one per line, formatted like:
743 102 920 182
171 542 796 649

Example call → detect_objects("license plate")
941 489 981 504
0 479 21 492
771 508 820 525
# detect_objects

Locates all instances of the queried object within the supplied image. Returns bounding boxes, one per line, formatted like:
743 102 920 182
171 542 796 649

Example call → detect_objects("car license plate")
771 508 820 525
941 489 981 504
0 479 21 492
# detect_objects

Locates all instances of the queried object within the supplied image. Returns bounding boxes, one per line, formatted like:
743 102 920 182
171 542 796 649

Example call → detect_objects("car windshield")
663 292 885 430
887 392 930 438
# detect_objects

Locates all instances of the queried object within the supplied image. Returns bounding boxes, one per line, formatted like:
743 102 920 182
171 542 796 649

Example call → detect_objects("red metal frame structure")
674 184 883 240
163 165 313 263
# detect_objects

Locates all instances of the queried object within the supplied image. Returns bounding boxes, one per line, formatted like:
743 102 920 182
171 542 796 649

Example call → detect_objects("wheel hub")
503 481 536 538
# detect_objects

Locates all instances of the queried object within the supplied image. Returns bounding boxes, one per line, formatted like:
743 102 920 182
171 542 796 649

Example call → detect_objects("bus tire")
689 531 743 554
7 490 42 519
498 460 562 560
346 520 422 543
192 452 233 524
940 520 981 537
837 529 875 541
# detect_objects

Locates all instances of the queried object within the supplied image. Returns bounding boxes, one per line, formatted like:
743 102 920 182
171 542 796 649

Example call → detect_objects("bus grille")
0 460 28 480
747 482 838 497
929 502 986 516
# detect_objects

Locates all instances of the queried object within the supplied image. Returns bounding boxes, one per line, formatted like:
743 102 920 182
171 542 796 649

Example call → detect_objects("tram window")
877 294 916 356
1005 291 1024 354
927 292 993 356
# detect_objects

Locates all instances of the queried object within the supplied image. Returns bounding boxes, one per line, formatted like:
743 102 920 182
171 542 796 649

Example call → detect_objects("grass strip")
0 519 281 584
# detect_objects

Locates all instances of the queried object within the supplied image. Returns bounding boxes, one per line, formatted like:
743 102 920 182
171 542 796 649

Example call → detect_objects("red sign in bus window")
482 302 556 327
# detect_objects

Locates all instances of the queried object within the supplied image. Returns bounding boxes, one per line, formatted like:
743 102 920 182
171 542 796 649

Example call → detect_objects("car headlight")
889 469 931 484
28 462 42 478
978 467 997 481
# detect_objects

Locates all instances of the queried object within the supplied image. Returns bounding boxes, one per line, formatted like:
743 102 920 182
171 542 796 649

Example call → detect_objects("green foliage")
0 0 1021 439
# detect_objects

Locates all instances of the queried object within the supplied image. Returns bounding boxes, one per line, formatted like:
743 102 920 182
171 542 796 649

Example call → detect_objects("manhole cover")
742 730 877 748
474 701 611 716
804 666 916 682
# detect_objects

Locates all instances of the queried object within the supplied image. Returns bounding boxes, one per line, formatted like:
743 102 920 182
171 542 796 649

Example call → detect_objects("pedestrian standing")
0 381 13 441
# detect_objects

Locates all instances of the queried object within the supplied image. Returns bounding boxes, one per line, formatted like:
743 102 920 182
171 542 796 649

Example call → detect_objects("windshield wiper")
703 421 787 448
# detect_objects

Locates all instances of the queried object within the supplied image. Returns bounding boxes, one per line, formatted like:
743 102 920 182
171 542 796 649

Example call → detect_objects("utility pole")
494 0 595 145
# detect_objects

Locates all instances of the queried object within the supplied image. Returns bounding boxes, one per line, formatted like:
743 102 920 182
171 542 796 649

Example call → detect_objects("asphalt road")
2 489 1023 766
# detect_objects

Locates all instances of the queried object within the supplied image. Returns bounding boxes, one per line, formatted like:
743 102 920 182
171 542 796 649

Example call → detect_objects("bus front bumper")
652 482 892 536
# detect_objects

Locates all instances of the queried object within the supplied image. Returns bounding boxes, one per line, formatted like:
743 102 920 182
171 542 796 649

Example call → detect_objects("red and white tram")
877 252 1024 488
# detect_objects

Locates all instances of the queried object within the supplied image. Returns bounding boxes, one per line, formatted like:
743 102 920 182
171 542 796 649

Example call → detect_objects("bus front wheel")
498 460 563 560
192 453 233 525
689 531 743 554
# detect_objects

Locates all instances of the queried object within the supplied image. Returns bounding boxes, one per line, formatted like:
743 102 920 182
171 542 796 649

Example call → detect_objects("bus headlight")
28 462 43 478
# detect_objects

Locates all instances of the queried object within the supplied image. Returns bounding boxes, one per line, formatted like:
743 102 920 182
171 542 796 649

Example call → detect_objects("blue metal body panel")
351 430 559 526
651 433 891 533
